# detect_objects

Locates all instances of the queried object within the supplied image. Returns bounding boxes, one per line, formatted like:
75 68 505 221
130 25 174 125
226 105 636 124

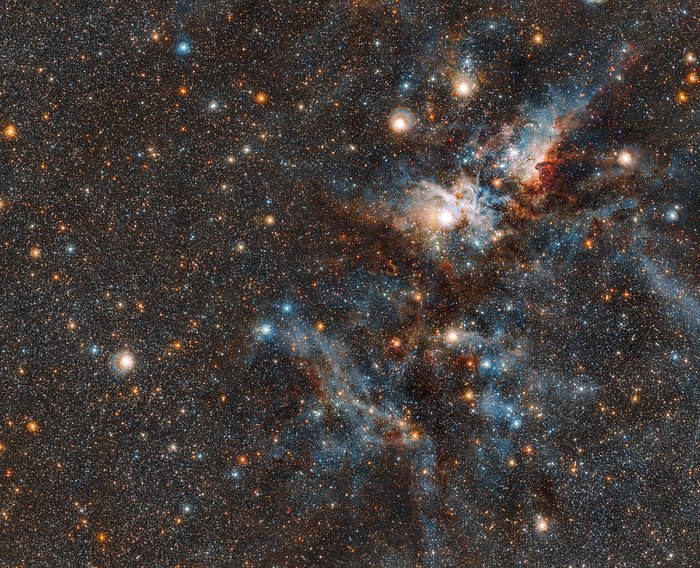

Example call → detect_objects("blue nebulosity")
0 1 698 567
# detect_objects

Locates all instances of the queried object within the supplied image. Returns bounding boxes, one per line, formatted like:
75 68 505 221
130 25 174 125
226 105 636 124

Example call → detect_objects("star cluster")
0 1 699 566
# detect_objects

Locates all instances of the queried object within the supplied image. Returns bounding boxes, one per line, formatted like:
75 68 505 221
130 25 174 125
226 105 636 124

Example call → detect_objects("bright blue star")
176 39 192 56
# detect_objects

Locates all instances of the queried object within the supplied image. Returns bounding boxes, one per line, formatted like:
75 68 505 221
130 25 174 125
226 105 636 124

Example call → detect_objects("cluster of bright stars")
677 52 698 104
388 71 477 134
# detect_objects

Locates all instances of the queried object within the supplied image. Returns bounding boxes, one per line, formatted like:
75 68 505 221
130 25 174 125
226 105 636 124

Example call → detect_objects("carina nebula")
0 1 698 567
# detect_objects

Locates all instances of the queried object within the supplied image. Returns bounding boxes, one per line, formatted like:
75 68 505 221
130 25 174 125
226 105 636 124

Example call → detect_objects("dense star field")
0 1 699 566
